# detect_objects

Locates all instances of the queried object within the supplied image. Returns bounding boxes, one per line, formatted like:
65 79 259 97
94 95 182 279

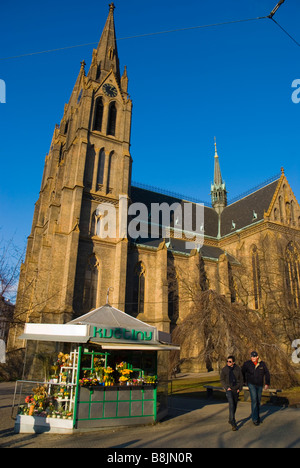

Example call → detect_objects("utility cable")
0 15 268 61
0 1 295 61
269 17 300 48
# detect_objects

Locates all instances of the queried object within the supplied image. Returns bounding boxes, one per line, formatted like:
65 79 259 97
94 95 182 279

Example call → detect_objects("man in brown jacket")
220 355 244 431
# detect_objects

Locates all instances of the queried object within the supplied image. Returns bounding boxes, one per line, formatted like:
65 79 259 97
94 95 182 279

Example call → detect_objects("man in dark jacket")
242 351 271 426
220 356 244 431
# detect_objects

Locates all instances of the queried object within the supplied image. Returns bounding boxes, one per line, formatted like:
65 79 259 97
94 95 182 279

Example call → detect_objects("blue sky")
0 0 299 253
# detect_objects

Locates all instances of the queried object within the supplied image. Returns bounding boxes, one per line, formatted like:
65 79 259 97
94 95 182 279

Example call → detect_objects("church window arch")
285 242 300 307
291 200 295 224
107 151 116 192
167 255 179 331
251 245 262 310
228 263 237 303
279 196 283 221
90 209 102 237
286 201 291 224
97 149 105 187
107 102 117 136
132 261 145 316
83 254 100 311
64 120 69 135
93 97 104 132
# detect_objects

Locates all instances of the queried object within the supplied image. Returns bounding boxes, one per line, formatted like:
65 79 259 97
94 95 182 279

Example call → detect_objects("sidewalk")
1 382 300 448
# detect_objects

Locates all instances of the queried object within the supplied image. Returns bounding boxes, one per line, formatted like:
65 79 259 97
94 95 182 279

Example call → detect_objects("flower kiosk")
14 305 179 434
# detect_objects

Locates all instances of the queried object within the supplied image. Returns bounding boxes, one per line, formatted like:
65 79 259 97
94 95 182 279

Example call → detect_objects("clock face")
103 83 117 97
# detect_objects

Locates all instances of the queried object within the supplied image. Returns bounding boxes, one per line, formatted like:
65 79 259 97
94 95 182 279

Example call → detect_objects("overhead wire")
1 0 298 62
269 17 300 48
0 15 270 62
0 1 298 62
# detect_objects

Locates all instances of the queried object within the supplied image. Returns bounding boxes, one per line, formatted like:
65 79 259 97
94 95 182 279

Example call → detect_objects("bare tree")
0 235 24 302
170 288 298 388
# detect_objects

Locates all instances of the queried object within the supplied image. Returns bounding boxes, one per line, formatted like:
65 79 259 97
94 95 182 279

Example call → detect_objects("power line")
269 17 300 48
0 2 298 63
0 15 268 62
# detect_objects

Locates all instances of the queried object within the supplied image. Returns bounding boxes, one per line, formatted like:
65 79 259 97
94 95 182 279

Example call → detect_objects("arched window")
107 102 117 136
93 97 104 132
64 120 69 135
83 254 99 311
286 202 291 224
91 210 102 237
167 255 179 331
228 263 236 303
279 196 283 221
132 262 145 316
97 149 105 187
285 242 300 307
107 152 116 193
291 200 295 224
252 245 262 309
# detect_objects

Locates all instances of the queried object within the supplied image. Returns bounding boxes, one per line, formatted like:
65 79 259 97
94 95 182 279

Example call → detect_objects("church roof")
130 176 281 242
131 237 239 264
130 186 219 238
220 178 280 237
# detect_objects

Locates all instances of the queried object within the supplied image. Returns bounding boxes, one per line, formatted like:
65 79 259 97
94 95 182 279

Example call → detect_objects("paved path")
1 382 300 448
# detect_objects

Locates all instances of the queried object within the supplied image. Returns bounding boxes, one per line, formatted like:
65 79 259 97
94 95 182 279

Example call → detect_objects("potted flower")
119 375 128 386
25 395 34 407
103 367 115 386
56 389 64 401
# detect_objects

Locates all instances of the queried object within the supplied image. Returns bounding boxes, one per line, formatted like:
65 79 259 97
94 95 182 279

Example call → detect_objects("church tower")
12 3 132 340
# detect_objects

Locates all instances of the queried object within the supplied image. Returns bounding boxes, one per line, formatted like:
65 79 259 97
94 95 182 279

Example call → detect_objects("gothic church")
10 4 300 370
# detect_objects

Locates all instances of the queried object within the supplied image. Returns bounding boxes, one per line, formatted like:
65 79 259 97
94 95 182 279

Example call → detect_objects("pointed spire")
211 138 227 213
92 2 120 82
213 137 223 187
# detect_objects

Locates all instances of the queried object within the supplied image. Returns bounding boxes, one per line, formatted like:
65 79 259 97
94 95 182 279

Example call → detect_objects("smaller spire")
211 138 227 214
214 136 218 157
213 137 223 187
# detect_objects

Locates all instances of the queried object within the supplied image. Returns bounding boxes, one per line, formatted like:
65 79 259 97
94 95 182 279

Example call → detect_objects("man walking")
220 355 243 431
242 351 271 426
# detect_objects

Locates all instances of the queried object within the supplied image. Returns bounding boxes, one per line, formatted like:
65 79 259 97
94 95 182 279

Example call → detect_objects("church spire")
211 138 227 214
90 2 120 83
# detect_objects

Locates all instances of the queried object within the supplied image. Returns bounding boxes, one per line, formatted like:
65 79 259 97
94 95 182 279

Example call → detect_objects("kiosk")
14 305 179 434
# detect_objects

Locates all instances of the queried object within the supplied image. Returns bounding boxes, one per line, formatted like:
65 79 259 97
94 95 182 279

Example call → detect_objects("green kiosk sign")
92 326 154 343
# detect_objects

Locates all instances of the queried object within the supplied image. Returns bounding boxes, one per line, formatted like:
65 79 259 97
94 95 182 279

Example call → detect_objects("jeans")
226 390 239 424
248 383 263 423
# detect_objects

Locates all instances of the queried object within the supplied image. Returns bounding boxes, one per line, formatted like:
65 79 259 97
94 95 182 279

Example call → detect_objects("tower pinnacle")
89 2 120 82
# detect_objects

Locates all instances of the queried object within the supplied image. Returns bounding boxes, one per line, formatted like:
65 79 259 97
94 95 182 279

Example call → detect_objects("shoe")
253 421 259 426
231 424 237 431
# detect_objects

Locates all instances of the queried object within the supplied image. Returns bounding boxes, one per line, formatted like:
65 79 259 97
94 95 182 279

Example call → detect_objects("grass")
168 374 300 407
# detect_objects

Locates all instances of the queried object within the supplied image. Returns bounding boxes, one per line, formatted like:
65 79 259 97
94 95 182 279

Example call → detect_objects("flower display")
79 378 100 387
